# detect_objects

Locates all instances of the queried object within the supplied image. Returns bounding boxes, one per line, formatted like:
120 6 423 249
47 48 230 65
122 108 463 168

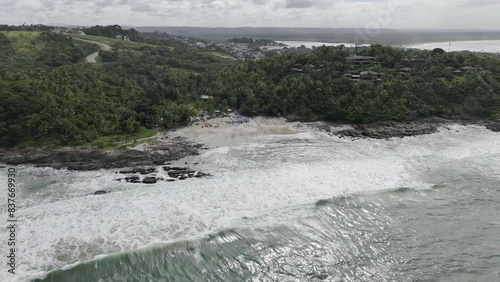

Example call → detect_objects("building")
200 95 214 100
195 42 207 48
115 35 130 41
460 66 477 73
360 71 382 80
346 54 375 66
410 57 426 64
289 67 304 74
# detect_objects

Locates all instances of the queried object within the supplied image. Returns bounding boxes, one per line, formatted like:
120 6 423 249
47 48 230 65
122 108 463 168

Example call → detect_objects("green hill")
0 30 236 147
1 26 500 148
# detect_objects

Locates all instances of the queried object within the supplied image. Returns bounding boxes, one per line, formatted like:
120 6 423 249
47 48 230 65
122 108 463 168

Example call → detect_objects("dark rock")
486 121 500 132
142 177 158 184
115 164 211 184
195 172 212 178
336 121 438 139
285 114 301 122
171 167 188 171
94 190 108 195
168 170 195 177
124 176 141 183
163 166 190 172
0 136 203 171
119 167 156 175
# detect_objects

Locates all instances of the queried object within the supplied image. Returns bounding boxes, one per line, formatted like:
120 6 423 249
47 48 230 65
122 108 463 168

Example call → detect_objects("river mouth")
1 124 499 282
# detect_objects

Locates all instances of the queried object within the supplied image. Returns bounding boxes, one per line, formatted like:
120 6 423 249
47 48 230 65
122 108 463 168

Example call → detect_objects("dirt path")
72 37 111 63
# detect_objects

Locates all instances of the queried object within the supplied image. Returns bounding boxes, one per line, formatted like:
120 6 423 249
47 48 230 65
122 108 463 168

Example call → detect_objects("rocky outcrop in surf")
0 137 204 171
485 121 500 132
336 122 438 139
329 118 500 139
115 165 213 184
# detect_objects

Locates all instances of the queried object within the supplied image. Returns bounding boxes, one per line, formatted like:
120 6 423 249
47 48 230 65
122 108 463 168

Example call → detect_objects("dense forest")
1 25 499 148
227 37 283 46
204 46 500 123
82 25 142 42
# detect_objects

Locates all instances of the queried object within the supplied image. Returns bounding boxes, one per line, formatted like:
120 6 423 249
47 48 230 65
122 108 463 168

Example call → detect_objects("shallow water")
1 125 499 281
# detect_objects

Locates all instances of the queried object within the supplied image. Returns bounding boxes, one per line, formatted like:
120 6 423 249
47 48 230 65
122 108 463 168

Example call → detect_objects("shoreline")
0 117 499 171
0 136 207 171
404 39 500 53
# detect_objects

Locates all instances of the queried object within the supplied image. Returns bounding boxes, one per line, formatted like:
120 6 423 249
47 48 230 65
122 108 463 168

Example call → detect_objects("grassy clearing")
67 33 154 49
1 31 44 54
0 31 45 69
210 52 237 60
15 127 159 150
88 127 159 149
1 30 41 38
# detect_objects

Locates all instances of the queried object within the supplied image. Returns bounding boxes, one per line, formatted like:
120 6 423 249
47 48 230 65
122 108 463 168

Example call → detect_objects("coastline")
0 117 499 171
0 136 206 171
404 39 500 53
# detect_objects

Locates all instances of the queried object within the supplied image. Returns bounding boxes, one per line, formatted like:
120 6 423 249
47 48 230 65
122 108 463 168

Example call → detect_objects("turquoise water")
1 125 499 282
407 40 500 53
40 182 500 282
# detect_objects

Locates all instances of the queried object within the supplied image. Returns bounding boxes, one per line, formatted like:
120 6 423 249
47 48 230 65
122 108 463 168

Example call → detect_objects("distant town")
49 25 325 61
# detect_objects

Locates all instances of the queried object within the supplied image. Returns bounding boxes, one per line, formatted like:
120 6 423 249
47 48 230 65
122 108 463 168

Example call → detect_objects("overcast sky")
0 0 498 29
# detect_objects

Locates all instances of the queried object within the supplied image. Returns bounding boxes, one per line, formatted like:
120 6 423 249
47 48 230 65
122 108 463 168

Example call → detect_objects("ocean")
272 40 500 54
406 40 500 53
1 125 499 282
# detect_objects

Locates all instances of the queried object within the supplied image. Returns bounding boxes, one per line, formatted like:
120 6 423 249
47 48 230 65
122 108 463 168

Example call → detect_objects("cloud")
285 0 314 9
251 0 267 5
131 3 156 12
459 0 499 7
0 0 498 29
95 0 115 7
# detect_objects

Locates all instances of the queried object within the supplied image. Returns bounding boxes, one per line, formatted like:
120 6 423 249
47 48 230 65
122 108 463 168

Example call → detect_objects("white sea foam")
0 125 499 282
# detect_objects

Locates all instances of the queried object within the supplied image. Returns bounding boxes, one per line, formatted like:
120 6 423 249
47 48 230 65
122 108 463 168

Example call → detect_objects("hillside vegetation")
1 25 500 148
203 46 500 123
0 27 234 147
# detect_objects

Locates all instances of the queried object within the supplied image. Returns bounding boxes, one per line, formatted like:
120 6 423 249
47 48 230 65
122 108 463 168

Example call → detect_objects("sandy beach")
168 116 302 147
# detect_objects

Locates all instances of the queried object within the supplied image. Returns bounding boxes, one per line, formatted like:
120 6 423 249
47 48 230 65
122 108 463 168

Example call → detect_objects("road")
72 37 111 63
